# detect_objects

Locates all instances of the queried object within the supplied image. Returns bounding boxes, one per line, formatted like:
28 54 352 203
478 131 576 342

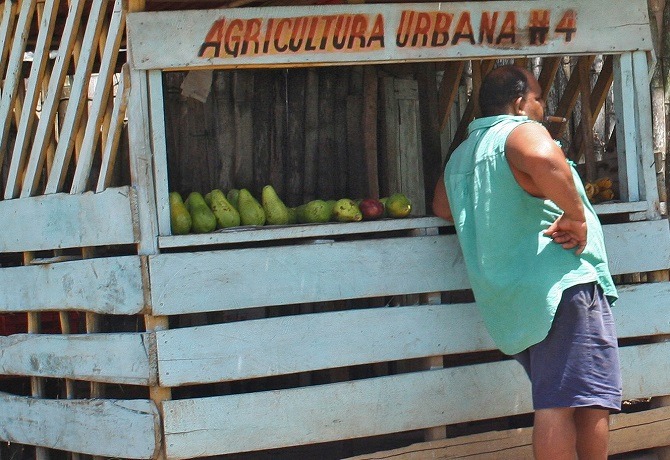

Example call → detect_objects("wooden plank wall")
1 0 669 458
0 0 150 458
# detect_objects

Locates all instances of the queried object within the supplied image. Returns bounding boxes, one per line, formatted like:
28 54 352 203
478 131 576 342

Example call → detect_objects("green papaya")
227 189 240 210
287 207 298 224
185 191 217 233
169 192 192 235
237 188 266 226
206 189 241 229
301 200 331 223
261 185 290 225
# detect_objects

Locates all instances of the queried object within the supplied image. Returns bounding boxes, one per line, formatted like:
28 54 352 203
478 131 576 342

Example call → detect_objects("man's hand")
544 213 587 255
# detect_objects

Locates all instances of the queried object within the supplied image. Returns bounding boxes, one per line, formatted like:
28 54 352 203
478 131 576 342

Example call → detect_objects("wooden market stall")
0 0 669 459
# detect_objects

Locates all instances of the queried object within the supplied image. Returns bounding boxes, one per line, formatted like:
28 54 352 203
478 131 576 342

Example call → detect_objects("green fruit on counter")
227 189 240 210
262 185 290 225
332 198 363 222
185 191 217 233
379 197 389 217
325 200 337 221
206 189 240 228
287 207 298 224
301 200 331 223
169 192 192 235
238 188 266 226
386 193 412 218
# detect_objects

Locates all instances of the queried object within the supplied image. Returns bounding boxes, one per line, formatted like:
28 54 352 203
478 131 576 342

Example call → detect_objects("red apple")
359 198 385 220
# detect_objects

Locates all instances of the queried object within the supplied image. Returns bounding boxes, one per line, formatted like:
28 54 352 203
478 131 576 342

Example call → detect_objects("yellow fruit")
332 198 362 222
261 185 290 225
597 188 615 201
595 177 613 190
385 193 412 218
584 183 599 202
169 192 192 235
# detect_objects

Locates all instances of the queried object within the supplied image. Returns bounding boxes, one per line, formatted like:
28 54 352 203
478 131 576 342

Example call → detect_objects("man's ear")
513 96 525 115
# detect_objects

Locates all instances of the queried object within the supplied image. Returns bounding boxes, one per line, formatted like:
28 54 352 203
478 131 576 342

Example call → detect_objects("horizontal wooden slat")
604 219 670 274
159 216 447 248
0 255 145 314
157 281 670 386
151 220 669 316
345 405 670 460
0 186 137 252
150 234 468 315
162 342 670 458
0 392 159 459
0 332 152 384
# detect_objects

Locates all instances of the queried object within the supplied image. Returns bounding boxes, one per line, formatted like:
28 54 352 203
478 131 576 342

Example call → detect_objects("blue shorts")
513 282 622 411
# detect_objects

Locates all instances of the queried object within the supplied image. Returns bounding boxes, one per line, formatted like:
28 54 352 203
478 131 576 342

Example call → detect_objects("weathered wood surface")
0 332 152 384
156 280 670 386
150 233 469 315
159 216 447 247
381 77 425 213
0 255 144 314
0 392 159 459
0 186 137 252
127 0 653 71
604 219 670 274
161 342 670 458
152 220 669 315
344 405 670 460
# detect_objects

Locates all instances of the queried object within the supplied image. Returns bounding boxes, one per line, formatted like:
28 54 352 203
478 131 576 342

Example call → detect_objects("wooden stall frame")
126 0 662 245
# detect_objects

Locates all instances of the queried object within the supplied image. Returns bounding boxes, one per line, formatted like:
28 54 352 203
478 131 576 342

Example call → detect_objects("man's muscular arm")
432 172 453 222
506 122 587 254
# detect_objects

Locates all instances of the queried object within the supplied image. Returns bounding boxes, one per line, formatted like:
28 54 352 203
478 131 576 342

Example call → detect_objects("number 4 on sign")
555 10 577 42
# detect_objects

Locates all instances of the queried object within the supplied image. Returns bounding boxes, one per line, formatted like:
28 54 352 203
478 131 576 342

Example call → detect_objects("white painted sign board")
127 0 653 71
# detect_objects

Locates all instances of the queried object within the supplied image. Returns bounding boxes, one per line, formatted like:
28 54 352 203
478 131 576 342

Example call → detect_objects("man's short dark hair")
479 65 530 117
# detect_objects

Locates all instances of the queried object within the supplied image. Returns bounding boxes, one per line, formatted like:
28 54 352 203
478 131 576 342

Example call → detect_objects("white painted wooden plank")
613 53 640 201
148 69 172 236
0 0 37 165
0 186 137 252
13 0 86 198
156 281 670 386
151 220 668 315
616 282 670 338
162 342 670 458
0 392 159 458
128 68 160 256
0 255 144 314
5 0 60 198
158 216 448 248
0 332 152 384
43 0 107 195
604 220 670 274
593 200 648 215
150 234 469 315
127 0 652 71
631 50 661 219
157 304 490 386
0 0 19 85
71 0 126 194
96 63 131 192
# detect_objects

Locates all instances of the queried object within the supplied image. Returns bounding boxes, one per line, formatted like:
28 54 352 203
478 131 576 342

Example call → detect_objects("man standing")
432 65 621 459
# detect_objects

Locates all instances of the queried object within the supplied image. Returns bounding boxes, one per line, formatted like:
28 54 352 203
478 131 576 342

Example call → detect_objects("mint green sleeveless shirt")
444 115 617 355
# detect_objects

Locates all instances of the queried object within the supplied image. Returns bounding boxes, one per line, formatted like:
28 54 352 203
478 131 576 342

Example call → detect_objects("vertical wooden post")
363 66 379 198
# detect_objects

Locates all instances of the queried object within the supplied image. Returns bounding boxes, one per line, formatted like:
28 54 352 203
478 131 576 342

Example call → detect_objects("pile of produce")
584 177 615 204
169 186 412 235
